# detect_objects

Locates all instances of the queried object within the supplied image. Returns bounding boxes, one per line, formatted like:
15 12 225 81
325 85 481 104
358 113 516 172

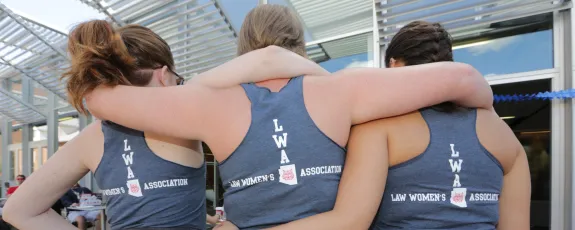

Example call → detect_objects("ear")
389 58 397 68
154 66 170 86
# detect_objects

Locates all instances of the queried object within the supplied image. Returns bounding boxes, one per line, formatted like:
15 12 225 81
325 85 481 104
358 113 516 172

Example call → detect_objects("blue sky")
1 0 554 75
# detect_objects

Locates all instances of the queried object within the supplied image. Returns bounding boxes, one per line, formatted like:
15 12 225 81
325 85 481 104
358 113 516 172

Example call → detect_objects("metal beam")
20 77 32 175
0 86 47 118
305 28 373 47
46 93 58 158
558 8 574 230
78 113 92 189
372 0 381 68
1 79 12 197
214 0 239 36
0 36 67 102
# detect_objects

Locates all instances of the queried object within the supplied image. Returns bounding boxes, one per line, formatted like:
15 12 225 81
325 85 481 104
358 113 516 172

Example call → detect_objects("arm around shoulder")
190 46 329 88
326 62 492 124
86 83 216 141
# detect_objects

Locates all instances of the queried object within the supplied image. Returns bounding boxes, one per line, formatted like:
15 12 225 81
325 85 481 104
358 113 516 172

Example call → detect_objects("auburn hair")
62 20 175 114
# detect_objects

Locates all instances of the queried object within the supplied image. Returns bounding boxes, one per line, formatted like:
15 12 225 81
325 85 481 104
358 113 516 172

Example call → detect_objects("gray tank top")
94 121 206 230
371 108 503 230
218 77 345 229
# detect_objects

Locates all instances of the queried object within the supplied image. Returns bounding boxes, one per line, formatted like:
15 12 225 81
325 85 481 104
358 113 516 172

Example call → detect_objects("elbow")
453 63 493 109
260 45 283 67
2 201 22 226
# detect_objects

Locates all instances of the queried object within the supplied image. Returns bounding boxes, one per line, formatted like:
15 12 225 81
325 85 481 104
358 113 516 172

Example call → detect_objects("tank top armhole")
472 109 504 173
298 76 346 152
93 120 107 176
218 85 256 166
389 110 433 170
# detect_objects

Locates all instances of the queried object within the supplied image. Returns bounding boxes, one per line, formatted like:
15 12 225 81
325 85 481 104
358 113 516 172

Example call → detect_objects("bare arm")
189 46 329 88
325 62 492 124
2 124 101 230
262 123 388 230
86 46 329 140
497 147 531 230
86 82 215 140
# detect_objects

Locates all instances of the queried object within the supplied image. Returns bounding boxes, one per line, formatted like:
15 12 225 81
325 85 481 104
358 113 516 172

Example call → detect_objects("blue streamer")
494 89 575 103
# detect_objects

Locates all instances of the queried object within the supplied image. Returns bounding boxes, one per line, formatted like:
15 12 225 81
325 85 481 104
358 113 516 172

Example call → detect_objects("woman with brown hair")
79 5 494 230
361 21 530 230
2 20 330 230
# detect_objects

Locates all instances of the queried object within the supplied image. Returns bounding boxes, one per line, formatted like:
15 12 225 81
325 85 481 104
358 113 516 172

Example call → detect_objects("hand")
213 221 239 230
70 203 79 207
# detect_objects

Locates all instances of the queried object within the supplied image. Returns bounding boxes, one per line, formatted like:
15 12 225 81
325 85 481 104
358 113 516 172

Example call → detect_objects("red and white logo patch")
126 179 143 197
450 188 467 208
279 164 298 185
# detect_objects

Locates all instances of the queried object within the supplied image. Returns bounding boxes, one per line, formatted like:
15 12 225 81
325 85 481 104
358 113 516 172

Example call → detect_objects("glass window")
452 13 553 76
492 79 551 228
316 32 373 72
454 30 553 76
319 53 370 72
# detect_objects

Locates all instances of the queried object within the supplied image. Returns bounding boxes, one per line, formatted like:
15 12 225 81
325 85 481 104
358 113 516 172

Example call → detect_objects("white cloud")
466 36 519 56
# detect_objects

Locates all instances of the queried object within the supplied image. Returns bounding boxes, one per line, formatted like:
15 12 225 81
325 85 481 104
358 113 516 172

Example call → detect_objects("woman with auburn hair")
81 5 493 230
2 20 330 230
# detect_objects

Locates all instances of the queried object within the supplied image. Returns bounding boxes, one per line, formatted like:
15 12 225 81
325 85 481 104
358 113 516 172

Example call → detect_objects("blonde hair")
237 5 306 57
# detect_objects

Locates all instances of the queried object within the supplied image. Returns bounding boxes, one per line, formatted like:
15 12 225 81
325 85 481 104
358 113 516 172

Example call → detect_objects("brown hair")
385 21 458 112
62 20 175 114
385 21 453 67
237 5 306 57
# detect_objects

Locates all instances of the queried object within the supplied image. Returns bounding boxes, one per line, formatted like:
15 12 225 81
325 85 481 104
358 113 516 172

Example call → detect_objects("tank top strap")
240 76 305 106
101 120 145 138
240 83 266 105
419 108 477 143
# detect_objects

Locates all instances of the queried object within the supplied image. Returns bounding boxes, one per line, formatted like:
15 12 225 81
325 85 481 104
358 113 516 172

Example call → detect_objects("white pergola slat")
81 0 238 78
375 0 572 47
0 2 70 123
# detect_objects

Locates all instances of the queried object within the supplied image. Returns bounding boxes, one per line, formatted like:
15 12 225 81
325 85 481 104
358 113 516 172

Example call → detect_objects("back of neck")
255 78 290 92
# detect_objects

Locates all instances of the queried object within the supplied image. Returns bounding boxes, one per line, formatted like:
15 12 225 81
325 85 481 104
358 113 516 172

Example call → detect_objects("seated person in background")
60 183 101 230
6 175 25 198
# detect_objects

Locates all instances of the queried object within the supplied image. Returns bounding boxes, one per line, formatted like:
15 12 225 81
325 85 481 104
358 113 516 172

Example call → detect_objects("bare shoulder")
77 121 104 143
64 121 105 171
475 109 521 174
